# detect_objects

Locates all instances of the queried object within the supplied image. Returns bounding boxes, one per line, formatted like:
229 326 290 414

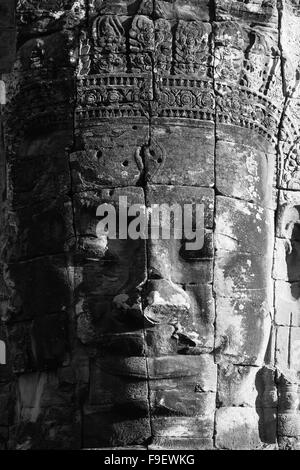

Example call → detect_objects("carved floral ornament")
79 14 212 75
76 16 287 141
282 138 300 190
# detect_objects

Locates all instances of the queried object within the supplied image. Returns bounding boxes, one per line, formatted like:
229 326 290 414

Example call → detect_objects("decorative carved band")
76 73 284 145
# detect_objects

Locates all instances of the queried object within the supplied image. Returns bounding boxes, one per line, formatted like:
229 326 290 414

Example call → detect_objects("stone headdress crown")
77 14 286 147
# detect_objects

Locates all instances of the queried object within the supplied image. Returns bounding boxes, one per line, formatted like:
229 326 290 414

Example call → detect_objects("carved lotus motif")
231 93 241 112
93 52 126 73
130 53 152 72
158 91 170 107
263 113 276 131
240 100 254 118
107 90 120 104
137 28 153 50
200 92 214 109
93 15 126 54
154 19 172 73
86 92 97 105
174 20 211 76
179 90 196 108
130 15 155 52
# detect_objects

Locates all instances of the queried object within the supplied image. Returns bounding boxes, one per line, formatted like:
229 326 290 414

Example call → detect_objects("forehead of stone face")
72 122 148 189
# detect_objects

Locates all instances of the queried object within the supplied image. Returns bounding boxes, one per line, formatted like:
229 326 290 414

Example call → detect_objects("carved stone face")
3 0 300 452
72 2 277 447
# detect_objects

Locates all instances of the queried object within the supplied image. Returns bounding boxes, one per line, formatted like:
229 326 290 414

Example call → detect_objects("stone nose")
147 237 178 282
143 279 190 326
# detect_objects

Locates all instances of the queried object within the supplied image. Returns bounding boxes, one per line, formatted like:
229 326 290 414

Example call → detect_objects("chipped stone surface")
150 123 215 186
214 252 273 298
72 123 149 190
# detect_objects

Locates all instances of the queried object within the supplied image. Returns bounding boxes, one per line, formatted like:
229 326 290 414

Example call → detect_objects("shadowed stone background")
1 0 300 450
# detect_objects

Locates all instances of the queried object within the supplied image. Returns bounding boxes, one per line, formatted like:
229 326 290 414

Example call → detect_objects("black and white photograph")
0 0 299 454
